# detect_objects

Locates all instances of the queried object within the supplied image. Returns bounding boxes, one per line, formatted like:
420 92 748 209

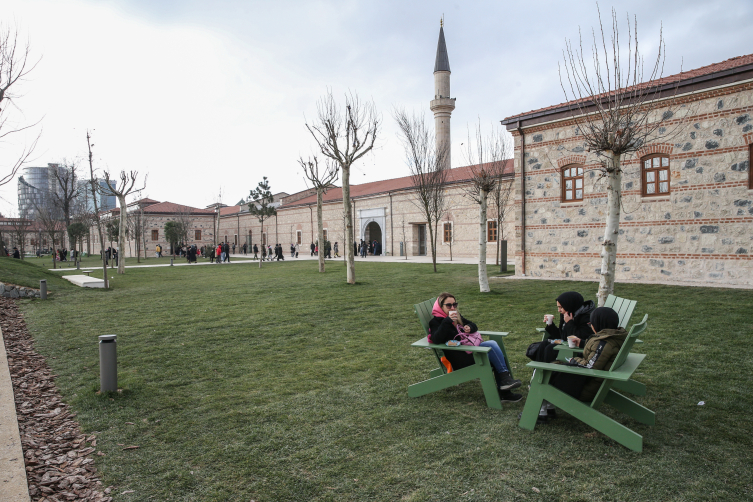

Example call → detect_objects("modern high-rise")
17 164 64 218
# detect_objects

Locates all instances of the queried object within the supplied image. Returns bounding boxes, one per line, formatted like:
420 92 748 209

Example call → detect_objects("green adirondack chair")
519 314 654 452
545 294 645 396
408 298 511 410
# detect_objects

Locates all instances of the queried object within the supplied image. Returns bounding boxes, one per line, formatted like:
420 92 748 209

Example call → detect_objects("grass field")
3 257 752 501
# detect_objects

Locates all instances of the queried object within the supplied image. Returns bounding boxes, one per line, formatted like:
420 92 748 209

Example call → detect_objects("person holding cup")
548 306 627 402
428 292 523 403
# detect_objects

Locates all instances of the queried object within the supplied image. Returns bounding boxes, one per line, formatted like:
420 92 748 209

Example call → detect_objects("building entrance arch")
364 221 383 255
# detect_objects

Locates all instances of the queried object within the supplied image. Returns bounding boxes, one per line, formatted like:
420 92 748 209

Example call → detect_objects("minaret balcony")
430 97 456 112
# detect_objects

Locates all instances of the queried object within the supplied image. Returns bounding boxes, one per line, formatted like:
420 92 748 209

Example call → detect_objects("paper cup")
544 314 554 324
567 337 577 348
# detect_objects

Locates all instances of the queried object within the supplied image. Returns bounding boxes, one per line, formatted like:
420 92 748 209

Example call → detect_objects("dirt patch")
1 297 113 502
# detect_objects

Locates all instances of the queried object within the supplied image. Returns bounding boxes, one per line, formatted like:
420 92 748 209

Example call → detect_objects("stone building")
89 198 216 257
217 163 515 261
501 54 753 286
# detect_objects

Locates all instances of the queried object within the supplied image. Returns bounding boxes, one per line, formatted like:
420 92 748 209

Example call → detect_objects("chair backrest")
603 294 638 329
414 298 437 336
610 314 648 371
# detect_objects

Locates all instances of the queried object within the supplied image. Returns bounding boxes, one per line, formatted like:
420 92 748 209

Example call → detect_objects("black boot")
495 371 522 391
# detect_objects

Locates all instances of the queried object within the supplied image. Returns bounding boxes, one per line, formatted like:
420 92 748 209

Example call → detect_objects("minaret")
430 20 455 170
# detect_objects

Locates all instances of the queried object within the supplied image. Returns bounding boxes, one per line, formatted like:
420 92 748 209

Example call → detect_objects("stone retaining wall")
0 283 41 299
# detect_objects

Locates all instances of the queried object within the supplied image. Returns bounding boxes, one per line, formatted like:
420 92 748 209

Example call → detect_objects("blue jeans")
480 340 509 374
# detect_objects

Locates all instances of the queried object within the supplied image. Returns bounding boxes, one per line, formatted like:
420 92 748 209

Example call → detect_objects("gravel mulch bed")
1 297 114 502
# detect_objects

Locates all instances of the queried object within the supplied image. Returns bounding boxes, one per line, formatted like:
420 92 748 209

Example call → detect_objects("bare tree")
128 200 148 262
489 168 515 272
34 203 63 269
0 24 40 187
306 90 379 284
394 109 448 272
560 7 679 305
174 205 193 248
7 213 30 259
101 169 147 274
49 160 80 249
299 155 339 273
463 122 511 292
400 217 408 260
86 131 108 287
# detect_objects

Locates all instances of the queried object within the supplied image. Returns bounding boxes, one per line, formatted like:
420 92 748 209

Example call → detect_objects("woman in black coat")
530 291 595 364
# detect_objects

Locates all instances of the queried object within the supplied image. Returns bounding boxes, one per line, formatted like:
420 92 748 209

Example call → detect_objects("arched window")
642 154 670 196
562 165 584 202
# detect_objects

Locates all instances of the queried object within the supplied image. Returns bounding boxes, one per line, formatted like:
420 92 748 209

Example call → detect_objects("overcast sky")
1 0 751 215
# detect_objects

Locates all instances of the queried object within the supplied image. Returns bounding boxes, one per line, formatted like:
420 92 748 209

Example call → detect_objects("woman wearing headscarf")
429 292 523 404
530 291 595 364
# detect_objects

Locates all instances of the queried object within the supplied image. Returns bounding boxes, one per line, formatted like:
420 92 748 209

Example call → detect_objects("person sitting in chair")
530 291 595 364
429 292 523 403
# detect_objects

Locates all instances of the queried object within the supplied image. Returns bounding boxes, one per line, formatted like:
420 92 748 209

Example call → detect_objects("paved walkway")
50 253 511 271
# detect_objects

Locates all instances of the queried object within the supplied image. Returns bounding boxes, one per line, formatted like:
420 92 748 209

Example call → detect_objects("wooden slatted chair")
519 314 654 452
408 298 512 410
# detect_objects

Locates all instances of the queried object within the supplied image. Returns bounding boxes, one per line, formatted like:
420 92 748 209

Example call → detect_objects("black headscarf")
556 291 584 315
590 307 619 332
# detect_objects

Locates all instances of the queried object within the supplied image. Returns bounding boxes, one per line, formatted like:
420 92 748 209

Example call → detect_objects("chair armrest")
479 330 508 337
411 337 492 354
536 327 546 332
526 353 646 382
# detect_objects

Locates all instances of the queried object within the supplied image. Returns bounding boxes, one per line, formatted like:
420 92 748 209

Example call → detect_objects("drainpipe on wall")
517 121 526 276
237 213 240 246
389 192 393 256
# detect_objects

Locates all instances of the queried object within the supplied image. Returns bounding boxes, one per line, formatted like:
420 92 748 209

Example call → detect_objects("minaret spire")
430 22 456 170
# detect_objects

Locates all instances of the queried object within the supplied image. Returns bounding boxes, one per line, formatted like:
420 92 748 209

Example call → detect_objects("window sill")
559 201 585 208
640 195 670 202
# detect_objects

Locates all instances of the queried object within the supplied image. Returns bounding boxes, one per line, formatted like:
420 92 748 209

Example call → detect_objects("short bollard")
170 258 174 266
39 279 47 300
99 335 117 392
76 261 80 270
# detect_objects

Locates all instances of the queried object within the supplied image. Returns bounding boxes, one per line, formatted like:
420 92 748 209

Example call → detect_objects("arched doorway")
364 221 382 255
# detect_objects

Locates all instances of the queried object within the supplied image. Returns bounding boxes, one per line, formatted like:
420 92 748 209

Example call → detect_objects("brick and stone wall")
512 81 753 286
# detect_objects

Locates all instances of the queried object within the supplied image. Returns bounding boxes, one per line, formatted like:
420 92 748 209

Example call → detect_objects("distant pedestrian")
253 244 259 260
290 243 295 258
12 247 20 259
223 242 231 262
295 242 299 258
232 243 236 254
243 243 248 255
310 242 315 256
334 242 339 258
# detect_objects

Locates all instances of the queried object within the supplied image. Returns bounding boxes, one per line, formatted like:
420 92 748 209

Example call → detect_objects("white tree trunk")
478 190 490 293
597 152 622 307
317 188 325 273
117 194 127 274
342 166 355 284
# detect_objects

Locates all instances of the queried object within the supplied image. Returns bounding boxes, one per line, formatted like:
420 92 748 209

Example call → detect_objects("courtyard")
2 258 751 501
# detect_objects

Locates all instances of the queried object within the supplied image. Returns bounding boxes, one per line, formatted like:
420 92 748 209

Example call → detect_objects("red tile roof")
107 201 215 215
220 205 241 216
503 53 753 122
284 161 514 207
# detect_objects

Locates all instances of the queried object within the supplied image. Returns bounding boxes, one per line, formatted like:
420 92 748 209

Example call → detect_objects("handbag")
526 341 545 360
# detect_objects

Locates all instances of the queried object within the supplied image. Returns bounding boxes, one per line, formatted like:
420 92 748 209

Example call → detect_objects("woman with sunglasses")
428 292 523 403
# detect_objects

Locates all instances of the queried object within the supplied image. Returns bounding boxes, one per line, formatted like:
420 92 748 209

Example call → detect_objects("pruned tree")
394 109 448 272
248 177 276 269
306 90 379 284
101 169 147 274
163 221 183 258
489 163 515 272
105 219 119 268
463 122 511 292
86 131 108 288
127 200 148 262
67 222 88 262
559 7 679 305
0 23 40 188
174 205 193 248
299 155 339 273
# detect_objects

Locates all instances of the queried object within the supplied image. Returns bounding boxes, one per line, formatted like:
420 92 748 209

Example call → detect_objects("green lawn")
5 258 753 501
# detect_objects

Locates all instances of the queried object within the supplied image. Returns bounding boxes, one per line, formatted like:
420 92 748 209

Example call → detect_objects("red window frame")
642 154 671 196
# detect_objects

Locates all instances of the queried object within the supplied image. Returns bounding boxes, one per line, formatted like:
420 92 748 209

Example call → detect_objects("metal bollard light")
99 334 118 392
77 261 80 270
39 279 47 300
170 258 174 266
